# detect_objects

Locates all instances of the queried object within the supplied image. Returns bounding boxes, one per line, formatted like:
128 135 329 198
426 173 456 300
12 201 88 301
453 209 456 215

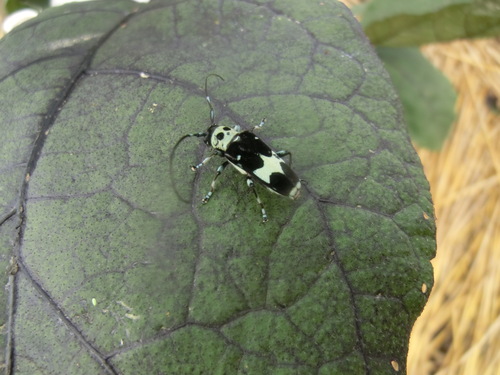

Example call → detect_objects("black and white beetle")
169 74 301 222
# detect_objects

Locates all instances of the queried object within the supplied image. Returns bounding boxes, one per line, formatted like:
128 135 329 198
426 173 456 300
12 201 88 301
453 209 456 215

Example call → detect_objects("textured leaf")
377 47 457 149
0 0 436 374
360 0 500 46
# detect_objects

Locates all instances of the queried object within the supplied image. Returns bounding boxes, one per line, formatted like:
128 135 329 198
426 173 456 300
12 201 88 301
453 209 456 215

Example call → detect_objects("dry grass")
409 39 500 375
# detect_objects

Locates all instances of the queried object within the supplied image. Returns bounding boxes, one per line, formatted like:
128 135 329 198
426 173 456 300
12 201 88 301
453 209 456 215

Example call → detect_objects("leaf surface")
0 0 436 374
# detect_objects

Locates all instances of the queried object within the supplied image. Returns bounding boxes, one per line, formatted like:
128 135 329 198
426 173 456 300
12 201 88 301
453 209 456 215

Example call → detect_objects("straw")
409 39 500 375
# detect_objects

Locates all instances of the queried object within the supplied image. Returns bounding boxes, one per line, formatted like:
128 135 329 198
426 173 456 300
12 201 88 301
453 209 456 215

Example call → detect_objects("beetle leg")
190 153 217 171
246 177 268 222
202 161 229 204
252 117 266 131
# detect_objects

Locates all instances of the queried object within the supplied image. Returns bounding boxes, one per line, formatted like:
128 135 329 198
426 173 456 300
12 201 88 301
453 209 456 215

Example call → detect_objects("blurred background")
2 1 499 374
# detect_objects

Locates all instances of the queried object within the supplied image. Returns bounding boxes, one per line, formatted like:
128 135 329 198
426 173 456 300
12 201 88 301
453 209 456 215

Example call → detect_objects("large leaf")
360 0 500 46
0 0 436 374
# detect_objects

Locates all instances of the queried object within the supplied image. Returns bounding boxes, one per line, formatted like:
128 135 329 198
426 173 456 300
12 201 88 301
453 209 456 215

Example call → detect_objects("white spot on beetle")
252 153 286 184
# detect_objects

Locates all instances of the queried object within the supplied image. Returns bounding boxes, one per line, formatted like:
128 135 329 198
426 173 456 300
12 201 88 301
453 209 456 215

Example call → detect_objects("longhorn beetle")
169 74 301 222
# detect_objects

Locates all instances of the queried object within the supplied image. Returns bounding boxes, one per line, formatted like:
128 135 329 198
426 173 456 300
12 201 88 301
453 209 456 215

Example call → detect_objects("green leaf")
360 0 500 46
6 0 49 13
376 47 457 149
0 0 436 373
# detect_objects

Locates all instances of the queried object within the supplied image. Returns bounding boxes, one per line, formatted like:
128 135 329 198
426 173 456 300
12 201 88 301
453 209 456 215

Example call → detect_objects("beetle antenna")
169 132 207 203
205 74 224 126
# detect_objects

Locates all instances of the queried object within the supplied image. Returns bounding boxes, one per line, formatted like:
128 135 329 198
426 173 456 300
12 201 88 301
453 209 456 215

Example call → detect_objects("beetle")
169 74 301 222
